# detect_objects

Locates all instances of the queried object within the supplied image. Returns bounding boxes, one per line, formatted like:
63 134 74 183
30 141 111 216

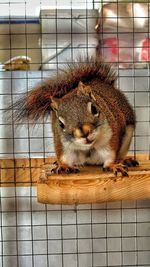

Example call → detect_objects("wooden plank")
37 172 150 204
0 154 150 186
36 157 150 204
1 154 150 204
0 158 54 186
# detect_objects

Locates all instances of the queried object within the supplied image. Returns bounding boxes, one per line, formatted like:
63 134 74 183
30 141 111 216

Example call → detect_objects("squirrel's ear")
77 81 96 101
77 81 90 95
50 98 59 112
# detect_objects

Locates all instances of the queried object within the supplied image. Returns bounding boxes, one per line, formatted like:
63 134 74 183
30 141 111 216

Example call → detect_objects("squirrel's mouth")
81 137 95 146
73 136 95 148
85 138 94 145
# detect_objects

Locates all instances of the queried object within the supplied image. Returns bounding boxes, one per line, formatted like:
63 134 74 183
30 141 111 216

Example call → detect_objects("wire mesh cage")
0 1 150 267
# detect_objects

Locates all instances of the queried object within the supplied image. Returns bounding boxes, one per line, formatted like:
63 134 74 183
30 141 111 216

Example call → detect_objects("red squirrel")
13 57 138 176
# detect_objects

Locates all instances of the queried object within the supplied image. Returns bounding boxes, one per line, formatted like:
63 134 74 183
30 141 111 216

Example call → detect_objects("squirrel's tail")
11 57 117 122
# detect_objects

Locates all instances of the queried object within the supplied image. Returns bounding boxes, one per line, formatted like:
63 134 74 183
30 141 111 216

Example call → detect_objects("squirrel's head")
50 82 107 150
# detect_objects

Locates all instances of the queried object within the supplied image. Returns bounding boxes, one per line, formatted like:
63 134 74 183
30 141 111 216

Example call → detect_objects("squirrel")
13 57 139 176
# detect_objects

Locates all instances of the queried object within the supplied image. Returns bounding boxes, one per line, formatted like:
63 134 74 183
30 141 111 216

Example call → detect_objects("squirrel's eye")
59 120 65 129
58 117 65 129
88 102 99 117
91 104 98 116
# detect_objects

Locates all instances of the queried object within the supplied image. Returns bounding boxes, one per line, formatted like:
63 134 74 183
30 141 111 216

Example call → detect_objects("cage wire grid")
0 0 150 267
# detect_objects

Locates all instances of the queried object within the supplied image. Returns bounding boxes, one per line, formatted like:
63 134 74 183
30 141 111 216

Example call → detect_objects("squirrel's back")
89 78 135 127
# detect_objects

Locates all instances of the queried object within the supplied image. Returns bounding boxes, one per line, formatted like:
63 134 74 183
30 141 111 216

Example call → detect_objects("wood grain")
0 154 150 209
0 158 53 186
37 163 150 204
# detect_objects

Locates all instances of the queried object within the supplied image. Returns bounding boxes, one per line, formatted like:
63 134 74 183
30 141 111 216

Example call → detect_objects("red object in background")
141 38 150 61
102 38 119 62
102 38 133 66
104 38 119 54
96 2 150 68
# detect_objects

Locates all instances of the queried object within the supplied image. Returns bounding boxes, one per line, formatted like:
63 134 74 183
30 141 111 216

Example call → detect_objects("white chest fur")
61 145 115 168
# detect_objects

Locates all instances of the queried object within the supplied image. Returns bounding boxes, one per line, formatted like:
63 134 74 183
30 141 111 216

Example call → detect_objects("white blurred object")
3 56 32 70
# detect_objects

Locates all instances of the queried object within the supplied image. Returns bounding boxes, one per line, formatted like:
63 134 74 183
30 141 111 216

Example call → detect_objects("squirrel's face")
51 82 106 150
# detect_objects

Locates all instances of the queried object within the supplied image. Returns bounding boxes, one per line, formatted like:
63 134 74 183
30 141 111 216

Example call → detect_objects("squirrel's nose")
74 124 92 138
82 124 92 136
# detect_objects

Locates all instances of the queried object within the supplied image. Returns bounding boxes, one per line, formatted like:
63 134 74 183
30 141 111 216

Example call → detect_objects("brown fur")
11 56 136 175
12 57 117 122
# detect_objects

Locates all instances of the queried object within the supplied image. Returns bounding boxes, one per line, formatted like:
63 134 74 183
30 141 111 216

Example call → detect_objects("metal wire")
0 1 150 267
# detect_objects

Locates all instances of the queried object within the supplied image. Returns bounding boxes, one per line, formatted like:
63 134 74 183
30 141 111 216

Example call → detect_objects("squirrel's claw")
52 160 59 166
123 157 139 167
103 163 129 177
51 165 80 175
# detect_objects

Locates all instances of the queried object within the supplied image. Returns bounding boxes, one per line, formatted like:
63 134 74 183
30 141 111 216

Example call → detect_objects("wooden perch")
0 155 150 204
37 159 150 204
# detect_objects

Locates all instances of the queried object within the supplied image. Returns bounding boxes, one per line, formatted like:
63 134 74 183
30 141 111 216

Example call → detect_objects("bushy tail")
11 57 117 122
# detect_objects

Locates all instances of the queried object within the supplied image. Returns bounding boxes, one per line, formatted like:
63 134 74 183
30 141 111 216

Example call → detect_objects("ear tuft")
50 98 59 112
77 81 91 95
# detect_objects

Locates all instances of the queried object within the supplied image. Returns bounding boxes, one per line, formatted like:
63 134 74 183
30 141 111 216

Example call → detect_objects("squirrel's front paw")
51 165 80 174
103 163 128 177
